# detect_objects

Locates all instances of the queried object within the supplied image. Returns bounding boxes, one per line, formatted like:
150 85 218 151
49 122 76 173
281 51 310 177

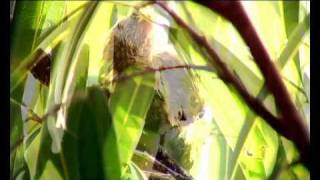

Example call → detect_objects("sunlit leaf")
127 162 148 180
10 2 65 180
106 67 155 179
10 2 87 93
10 1 46 69
43 2 97 154
10 1 310 180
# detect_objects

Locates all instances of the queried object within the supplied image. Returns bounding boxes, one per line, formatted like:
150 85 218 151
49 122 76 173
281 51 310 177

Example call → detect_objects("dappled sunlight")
10 1 310 180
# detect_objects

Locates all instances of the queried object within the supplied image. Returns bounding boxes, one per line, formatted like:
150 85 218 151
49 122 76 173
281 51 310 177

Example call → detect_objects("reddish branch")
156 1 309 168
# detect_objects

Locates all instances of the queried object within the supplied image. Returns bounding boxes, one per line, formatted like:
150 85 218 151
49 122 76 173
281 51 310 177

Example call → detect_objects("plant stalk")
194 1 309 168
156 1 309 168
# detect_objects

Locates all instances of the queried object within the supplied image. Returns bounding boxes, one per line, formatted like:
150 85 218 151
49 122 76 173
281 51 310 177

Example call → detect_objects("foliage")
10 1 309 180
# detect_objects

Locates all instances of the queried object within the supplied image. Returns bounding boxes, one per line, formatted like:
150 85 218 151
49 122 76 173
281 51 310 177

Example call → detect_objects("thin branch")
10 97 42 123
10 136 24 153
143 170 175 180
134 150 190 179
108 1 154 9
10 98 65 154
10 97 64 124
36 103 64 122
37 2 90 44
156 1 284 140
136 10 172 29
135 1 155 9
112 64 214 82
192 1 309 168
283 76 309 103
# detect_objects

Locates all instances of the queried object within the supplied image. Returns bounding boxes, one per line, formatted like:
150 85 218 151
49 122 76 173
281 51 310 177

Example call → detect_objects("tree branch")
112 64 214 82
156 1 309 168
192 1 309 168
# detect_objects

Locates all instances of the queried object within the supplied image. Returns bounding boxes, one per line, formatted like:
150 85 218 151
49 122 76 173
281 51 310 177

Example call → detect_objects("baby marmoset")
103 10 204 127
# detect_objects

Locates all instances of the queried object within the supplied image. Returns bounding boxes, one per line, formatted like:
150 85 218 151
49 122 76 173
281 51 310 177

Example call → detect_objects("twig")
112 64 214 82
37 2 90 44
10 136 24 153
191 1 309 168
10 98 65 153
156 1 284 144
109 1 153 9
136 10 172 29
282 76 309 103
143 170 175 180
10 97 42 123
135 1 155 9
35 103 64 122
134 149 190 179
11 97 64 124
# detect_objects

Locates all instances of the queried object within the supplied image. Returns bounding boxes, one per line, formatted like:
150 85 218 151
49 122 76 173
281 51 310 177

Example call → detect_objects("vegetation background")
10 1 310 180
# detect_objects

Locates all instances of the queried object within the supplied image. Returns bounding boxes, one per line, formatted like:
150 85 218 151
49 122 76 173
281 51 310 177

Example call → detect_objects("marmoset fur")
104 11 207 177
103 11 154 75
103 11 203 128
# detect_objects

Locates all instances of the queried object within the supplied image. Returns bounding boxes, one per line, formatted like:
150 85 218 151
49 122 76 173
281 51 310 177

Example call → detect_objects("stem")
193 1 309 168
10 97 42 123
10 97 64 124
156 1 283 138
143 170 175 180
112 64 214 82
10 136 24 153
134 150 190 179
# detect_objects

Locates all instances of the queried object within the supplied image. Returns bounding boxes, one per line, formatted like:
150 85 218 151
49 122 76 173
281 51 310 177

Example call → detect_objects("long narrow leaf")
106 67 155 179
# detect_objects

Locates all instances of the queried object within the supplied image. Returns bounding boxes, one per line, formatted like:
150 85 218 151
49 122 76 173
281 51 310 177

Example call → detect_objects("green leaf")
268 136 307 180
22 43 63 180
283 1 300 39
10 1 46 69
22 75 47 179
279 13 309 77
10 84 25 165
11 1 310 180
10 2 65 179
169 2 309 179
127 162 148 180
106 67 155 179
37 160 64 180
10 1 47 162
10 141 30 180
279 13 310 113
34 42 90 179
83 2 116 86
230 13 309 180
10 2 86 93
62 86 112 180
43 2 97 154
242 1 287 59
164 2 296 180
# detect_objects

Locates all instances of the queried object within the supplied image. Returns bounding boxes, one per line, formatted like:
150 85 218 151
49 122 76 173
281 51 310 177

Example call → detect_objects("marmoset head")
104 11 154 75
